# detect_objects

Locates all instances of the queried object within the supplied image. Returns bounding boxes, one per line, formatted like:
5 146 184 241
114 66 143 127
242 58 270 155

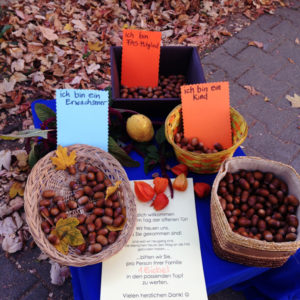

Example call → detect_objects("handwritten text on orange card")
121 29 161 88
181 82 232 149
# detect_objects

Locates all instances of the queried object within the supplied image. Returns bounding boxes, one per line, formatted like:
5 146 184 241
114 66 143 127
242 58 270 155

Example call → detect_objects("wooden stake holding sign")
180 82 232 150
121 29 162 88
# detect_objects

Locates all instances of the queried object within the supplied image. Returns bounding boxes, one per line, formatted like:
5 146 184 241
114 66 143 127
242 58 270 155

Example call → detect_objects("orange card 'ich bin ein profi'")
121 29 161 88
181 82 232 150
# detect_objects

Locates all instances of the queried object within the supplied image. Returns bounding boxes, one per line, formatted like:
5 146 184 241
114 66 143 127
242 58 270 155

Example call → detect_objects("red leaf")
126 0 132 10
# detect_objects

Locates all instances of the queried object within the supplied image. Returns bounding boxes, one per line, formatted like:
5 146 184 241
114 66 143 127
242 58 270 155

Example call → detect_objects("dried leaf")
106 219 126 231
288 57 295 64
50 145 77 170
2 234 23 253
51 218 85 255
29 71 45 83
243 85 261 95
64 23 73 31
0 129 52 140
37 253 49 261
0 217 18 235
86 63 100 75
39 26 58 41
10 90 22 105
0 78 16 94
70 76 82 85
178 34 188 43
162 30 173 39
88 41 103 51
243 9 255 20
14 150 28 169
0 150 11 170
10 72 27 83
72 20 87 31
0 197 24 218
105 180 122 200
11 59 25 72
285 93 300 108
50 260 70 285
9 182 24 199
12 212 23 230
220 31 232 37
9 48 23 59
248 40 263 48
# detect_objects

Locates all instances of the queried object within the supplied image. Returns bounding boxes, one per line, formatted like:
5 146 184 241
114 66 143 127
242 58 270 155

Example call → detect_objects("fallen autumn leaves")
0 0 289 287
0 0 285 106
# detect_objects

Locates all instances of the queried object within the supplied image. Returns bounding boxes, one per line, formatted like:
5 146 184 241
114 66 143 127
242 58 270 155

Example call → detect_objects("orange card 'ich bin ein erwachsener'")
181 82 232 150
121 29 161 88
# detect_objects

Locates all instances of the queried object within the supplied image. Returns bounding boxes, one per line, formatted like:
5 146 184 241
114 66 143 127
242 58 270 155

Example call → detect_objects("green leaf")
133 142 150 154
0 25 12 38
146 145 158 154
144 156 159 174
0 129 53 140
83 51 91 59
34 103 56 122
147 150 160 160
28 143 39 168
155 125 166 145
108 137 140 167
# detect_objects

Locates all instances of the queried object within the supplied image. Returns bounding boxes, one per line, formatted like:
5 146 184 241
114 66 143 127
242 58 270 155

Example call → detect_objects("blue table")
32 99 300 300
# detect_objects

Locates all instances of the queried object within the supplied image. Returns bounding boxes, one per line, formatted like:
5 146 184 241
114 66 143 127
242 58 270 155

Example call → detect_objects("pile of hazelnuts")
120 74 185 99
39 162 125 255
218 170 299 242
174 132 224 154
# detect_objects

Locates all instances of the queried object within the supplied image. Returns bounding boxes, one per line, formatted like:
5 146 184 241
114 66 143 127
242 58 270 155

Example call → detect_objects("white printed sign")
101 178 207 300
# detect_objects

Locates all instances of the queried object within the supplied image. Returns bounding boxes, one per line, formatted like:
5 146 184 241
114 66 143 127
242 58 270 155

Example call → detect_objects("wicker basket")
165 105 248 174
24 144 136 267
211 156 300 268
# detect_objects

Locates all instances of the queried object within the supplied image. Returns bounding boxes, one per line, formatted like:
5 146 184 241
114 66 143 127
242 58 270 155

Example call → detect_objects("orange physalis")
151 193 169 211
194 182 211 198
171 164 188 176
173 173 188 191
153 177 168 194
134 181 155 202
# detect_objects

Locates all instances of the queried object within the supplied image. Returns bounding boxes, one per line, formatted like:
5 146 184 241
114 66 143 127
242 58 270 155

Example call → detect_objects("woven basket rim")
24 144 137 266
165 104 248 158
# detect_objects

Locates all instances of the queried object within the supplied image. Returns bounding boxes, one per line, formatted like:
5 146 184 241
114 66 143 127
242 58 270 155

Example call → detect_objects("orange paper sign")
121 29 161 88
181 82 232 149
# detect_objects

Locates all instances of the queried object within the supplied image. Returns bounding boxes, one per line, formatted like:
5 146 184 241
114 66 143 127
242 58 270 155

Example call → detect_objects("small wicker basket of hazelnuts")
165 105 248 174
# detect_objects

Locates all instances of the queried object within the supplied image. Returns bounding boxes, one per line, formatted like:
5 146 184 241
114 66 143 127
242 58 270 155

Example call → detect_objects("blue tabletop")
31 99 300 300
69 148 270 300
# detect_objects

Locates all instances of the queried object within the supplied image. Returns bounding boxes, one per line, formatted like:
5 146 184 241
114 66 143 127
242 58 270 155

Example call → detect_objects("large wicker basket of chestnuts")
165 104 248 174
211 156 300 268
24 144 136 267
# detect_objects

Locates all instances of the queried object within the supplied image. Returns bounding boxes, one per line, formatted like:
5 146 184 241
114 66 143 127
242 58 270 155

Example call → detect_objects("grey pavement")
202 4 300 177
2 3 300 300
204 3 300 300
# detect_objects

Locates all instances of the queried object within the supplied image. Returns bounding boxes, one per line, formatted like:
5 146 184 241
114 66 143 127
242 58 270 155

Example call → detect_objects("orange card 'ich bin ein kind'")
181 82 232 150
121 29 161 88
